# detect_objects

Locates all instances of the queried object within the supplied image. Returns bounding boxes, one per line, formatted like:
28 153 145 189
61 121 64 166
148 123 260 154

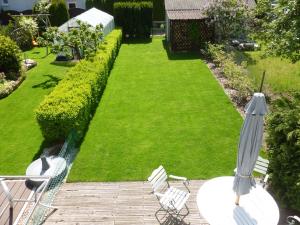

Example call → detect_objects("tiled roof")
165 0 256 20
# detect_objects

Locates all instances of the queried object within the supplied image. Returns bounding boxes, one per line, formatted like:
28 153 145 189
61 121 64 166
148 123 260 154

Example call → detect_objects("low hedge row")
207 44 254 106
114 2 153 38
36 29 122 142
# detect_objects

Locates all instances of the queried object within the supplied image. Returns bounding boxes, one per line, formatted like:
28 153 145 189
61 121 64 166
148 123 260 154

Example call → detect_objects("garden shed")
165 0 256 51
59 7 115 37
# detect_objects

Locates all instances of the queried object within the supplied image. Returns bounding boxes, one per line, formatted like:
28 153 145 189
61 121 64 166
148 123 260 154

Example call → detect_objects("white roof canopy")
58 7 115 36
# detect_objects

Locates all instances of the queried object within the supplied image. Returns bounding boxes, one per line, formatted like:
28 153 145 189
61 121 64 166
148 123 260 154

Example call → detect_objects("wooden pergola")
165 0 256 52
165 0 214 52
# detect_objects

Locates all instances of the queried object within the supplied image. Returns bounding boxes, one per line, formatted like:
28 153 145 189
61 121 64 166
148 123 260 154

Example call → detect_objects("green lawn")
0 48 73 175
245 51 300 93
69 38 243 182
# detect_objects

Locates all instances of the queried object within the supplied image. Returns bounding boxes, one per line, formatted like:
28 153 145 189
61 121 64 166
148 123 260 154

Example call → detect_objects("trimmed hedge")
86 0 164 20
36 29 122 142
114 1 153 38
49 0 69 26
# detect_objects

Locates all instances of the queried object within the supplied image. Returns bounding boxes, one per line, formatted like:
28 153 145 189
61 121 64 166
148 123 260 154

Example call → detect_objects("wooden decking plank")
44 180 207 225
0 181 24 225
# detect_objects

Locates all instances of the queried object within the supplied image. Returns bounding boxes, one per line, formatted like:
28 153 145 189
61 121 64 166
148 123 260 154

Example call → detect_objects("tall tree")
256 0 300 62
49 0 69 26
205 0 253 43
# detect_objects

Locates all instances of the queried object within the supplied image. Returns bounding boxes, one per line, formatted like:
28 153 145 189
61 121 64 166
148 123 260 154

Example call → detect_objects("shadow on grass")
32 74 61 89
24 49 49 60
123 38 152 44
162 39 200 61
50 61 78 67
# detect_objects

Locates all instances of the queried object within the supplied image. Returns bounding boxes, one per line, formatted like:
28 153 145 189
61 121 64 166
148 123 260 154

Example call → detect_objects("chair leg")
155 206 169 224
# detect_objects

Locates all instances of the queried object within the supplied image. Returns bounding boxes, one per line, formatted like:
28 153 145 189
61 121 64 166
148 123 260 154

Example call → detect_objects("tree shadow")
50 61 78 67
123 38 152 44
32 74 62 89
162 39 200 61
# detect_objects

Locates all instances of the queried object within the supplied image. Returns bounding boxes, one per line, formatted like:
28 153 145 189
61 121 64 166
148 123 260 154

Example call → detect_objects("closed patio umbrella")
233 92 267 205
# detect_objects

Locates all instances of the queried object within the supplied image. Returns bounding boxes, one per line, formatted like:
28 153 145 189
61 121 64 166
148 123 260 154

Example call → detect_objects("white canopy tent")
58 7 115 37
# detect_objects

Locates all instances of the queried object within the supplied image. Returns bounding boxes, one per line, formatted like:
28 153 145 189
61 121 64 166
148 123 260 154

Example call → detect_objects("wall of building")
0 0 86 12
1 0 37 11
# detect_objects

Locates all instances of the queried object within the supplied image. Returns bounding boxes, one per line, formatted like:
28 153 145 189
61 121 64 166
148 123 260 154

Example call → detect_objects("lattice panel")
170 19 213 52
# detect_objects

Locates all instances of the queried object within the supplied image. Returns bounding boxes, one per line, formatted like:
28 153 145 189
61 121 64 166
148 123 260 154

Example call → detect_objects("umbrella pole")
235 195 240 205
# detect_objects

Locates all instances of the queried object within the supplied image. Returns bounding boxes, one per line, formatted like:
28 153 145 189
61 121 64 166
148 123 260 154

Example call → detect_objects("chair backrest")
148 165 168 192
254 156 269 175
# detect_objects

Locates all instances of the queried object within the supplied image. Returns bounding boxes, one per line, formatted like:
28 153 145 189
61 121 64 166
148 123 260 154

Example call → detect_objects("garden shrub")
207 43 253 106
49 0 69 27
0 35 22 80
152 0 164 20
0 17 37 51
114 1 153 38
267 93 300 210
35 29 122 142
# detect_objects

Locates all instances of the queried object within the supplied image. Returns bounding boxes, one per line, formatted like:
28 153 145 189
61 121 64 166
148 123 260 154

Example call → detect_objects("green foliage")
245 50 300 93
114 1 153 38
0 35 22 80
3 17 38 51
267 93 300 210
35 29 122 142
255 0 300 62
205 0 253 43
19 17 39 38
207 44 253 105
38 20 103 60
152 0 164 20
49 0 69 27
86 0 114 14
33 0 51 13
85 0 164 19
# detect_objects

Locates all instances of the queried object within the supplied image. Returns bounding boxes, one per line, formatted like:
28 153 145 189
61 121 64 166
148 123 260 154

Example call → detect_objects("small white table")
197 176 279 225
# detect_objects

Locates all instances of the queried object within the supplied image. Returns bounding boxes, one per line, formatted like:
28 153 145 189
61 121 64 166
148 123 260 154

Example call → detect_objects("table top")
26 156 66 179
197 176 279 225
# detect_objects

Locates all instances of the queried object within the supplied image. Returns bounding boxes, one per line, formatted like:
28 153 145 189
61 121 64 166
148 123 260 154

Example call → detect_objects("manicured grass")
0 48 74 175
69 38 243 182
245 51 300 93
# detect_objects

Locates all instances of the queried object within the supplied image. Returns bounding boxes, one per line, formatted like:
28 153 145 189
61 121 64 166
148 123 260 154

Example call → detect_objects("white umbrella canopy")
233 93 268 204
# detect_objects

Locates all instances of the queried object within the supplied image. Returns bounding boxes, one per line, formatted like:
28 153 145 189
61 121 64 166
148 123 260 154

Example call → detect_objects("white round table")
197 176 279 225
26 156 67 185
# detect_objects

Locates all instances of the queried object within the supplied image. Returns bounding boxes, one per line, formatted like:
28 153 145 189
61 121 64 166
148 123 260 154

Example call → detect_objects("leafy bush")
35 29 122 142
114 1 153 38
267 93 300 210
49 0 69 26
0 35 22 80
152 0 164 20
2 17 38 51
33 0 51 14
207 43 253 105
205 0 253 43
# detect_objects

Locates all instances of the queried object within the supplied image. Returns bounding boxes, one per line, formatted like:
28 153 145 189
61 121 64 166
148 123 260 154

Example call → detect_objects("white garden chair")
234 156 270 188
148 165 190 223
287 215 300 225
253 156 270 188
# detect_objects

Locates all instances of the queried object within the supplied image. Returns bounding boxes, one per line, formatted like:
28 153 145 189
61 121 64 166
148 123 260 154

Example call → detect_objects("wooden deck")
0 180 33 225
44 180 209 225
